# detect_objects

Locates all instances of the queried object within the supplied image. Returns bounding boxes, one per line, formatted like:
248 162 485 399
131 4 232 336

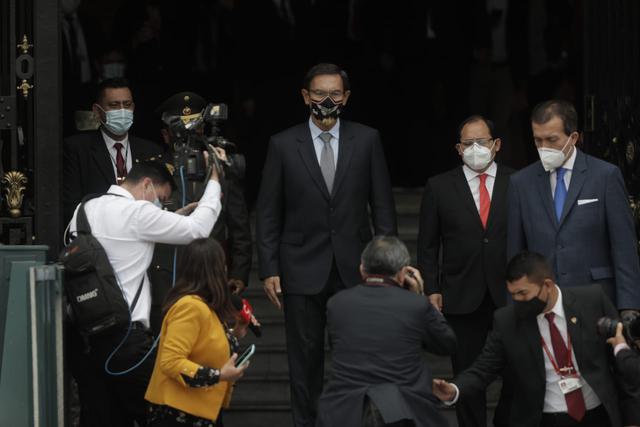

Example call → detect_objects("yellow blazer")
145 295 233 421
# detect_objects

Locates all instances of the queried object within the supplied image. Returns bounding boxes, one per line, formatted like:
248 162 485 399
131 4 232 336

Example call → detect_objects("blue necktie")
554 168 568 221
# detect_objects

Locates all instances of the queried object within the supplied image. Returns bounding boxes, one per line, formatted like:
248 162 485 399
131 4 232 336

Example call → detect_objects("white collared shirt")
462 161 497 212
536 286 601 412
550 147 577 197
101 130 133 179
308 117 339 167
68 181 222 327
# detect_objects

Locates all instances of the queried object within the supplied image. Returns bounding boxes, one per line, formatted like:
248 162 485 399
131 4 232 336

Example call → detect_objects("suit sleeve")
604 167 640 309
225 176 252 286
418 181 440 294
63 139 83 226
616 350 640 385
368 132 397 236
506 176 526 262
256 138 284 279
454 320 507 399
422 301 456 355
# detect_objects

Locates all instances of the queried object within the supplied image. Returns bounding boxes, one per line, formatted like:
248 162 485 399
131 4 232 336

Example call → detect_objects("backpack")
60 194 144 336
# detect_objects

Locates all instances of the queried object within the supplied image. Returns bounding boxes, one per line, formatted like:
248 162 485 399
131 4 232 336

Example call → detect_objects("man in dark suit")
418 115 513 427
507 100 640 310
256 63 397 427
317 236 456 427
63 77 165 224
433 251 627 427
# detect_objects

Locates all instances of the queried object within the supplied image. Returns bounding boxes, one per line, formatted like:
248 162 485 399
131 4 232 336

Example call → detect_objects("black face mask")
310 96 343 122
514 285 548 319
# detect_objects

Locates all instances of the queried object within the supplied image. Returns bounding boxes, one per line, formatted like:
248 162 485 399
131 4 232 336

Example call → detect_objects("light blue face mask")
98 106 134 136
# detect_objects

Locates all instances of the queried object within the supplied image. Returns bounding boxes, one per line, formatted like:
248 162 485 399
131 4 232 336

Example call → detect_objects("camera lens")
596 317 617 338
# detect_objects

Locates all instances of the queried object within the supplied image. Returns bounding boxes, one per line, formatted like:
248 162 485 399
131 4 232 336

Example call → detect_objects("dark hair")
95 77 131 103
531 100 578 135
361 236 411 276
162 238 236 322
457 115 495 139
303 63 351 91
506 251 554 285
125 161 177 191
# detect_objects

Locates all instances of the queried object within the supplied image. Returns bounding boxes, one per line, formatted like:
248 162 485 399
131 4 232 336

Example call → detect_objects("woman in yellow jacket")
145 238 249 426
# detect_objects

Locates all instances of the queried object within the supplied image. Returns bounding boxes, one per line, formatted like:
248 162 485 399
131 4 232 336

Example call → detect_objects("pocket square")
577 198 599 206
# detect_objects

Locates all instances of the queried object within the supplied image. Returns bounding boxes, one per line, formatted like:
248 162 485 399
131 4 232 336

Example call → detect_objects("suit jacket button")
483 238 489 243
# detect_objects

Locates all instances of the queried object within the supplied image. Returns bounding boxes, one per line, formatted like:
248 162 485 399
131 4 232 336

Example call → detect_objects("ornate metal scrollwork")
2 171 28 218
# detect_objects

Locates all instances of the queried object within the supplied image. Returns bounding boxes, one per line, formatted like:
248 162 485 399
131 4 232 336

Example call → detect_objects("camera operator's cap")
156 92 207 126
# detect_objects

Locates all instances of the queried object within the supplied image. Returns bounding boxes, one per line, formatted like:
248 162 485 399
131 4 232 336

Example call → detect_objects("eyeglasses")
308 89 345 100
459 138 494 148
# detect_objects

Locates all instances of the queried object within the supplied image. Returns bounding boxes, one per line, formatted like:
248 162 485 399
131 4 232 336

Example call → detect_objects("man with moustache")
256 63 397 427
418 115 513 427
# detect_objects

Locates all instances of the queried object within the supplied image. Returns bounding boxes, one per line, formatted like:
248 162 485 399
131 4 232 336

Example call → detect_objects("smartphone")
235 344 256 367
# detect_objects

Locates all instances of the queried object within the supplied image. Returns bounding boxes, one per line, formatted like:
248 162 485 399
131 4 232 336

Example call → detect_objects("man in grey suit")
507 99 640 311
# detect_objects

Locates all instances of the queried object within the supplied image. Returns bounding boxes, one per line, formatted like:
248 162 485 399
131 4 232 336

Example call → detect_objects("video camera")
597 311 640 350
163 103 238 181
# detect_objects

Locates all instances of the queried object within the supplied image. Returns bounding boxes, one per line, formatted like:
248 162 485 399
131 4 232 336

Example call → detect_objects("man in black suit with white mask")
256 63 397 427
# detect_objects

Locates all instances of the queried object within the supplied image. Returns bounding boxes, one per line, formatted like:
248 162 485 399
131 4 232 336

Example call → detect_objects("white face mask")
462 142 494 171
145 183 162 208
537 135 573 172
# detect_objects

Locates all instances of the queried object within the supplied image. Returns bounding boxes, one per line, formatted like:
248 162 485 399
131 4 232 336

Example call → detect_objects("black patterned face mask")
310 96 344 122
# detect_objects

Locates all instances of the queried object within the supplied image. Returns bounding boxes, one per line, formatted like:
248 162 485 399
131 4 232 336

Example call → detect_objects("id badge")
558 376 583 395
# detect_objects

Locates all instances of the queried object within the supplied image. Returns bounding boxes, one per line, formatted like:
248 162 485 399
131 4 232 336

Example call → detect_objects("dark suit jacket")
63 130 165 224
455 285 623 427
507 150 640 309
418 164 514 314
256 120 397 294
316 283 457 427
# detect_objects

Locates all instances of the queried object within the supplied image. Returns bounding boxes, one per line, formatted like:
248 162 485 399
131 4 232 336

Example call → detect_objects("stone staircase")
224 188 501 427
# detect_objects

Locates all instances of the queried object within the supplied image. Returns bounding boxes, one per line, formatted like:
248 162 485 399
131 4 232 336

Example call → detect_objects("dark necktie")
113 142 127 181
544 312 586 421
554 168 568 221
478 174 490 228
319 132 335 193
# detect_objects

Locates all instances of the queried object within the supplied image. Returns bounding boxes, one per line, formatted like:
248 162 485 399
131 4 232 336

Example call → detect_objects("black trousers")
444 292 496 427
283 262 344 427
68 323 156 427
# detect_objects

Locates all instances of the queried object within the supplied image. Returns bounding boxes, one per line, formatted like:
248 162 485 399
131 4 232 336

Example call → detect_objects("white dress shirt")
462 161 497 211
550 147 577 197
101 130 133 179
536 286 601 412
309 117 339 168
69 181 222 327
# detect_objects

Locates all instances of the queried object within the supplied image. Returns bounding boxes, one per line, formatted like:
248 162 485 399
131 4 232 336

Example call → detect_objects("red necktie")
478 174 490 228
113 142 127 180
544 312 586 421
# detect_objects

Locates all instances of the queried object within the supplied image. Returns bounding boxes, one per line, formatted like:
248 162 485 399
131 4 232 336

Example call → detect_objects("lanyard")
540 332 576 377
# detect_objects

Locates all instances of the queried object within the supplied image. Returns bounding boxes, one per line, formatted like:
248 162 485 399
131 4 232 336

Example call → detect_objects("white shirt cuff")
614 342 631 356
443 383 460 406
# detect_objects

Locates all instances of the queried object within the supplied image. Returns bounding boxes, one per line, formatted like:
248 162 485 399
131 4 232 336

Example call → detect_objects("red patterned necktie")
113 142 127 180
544 312 586 421
478 174 490 228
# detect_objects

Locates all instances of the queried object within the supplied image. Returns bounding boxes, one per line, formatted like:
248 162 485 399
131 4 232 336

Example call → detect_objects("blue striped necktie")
554 167 568 221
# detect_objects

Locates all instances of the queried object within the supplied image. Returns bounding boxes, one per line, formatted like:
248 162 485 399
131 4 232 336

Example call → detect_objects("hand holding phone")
235 344 256 367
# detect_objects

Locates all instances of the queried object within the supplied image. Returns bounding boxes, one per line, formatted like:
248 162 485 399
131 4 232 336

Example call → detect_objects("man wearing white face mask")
63 78 166 225
507 100 640 313
418 115 514 427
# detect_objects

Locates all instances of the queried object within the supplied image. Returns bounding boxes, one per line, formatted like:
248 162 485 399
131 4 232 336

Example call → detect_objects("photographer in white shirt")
68 158 221 427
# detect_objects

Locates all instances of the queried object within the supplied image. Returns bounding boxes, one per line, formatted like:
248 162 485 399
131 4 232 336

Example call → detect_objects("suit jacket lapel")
297 125 331 200
331 121 354 198
453 167 484 230
562 289 584 368
521 316 546 380
558 150 587 226
535 164 558 229
486 164 507 231
92 131 117 185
